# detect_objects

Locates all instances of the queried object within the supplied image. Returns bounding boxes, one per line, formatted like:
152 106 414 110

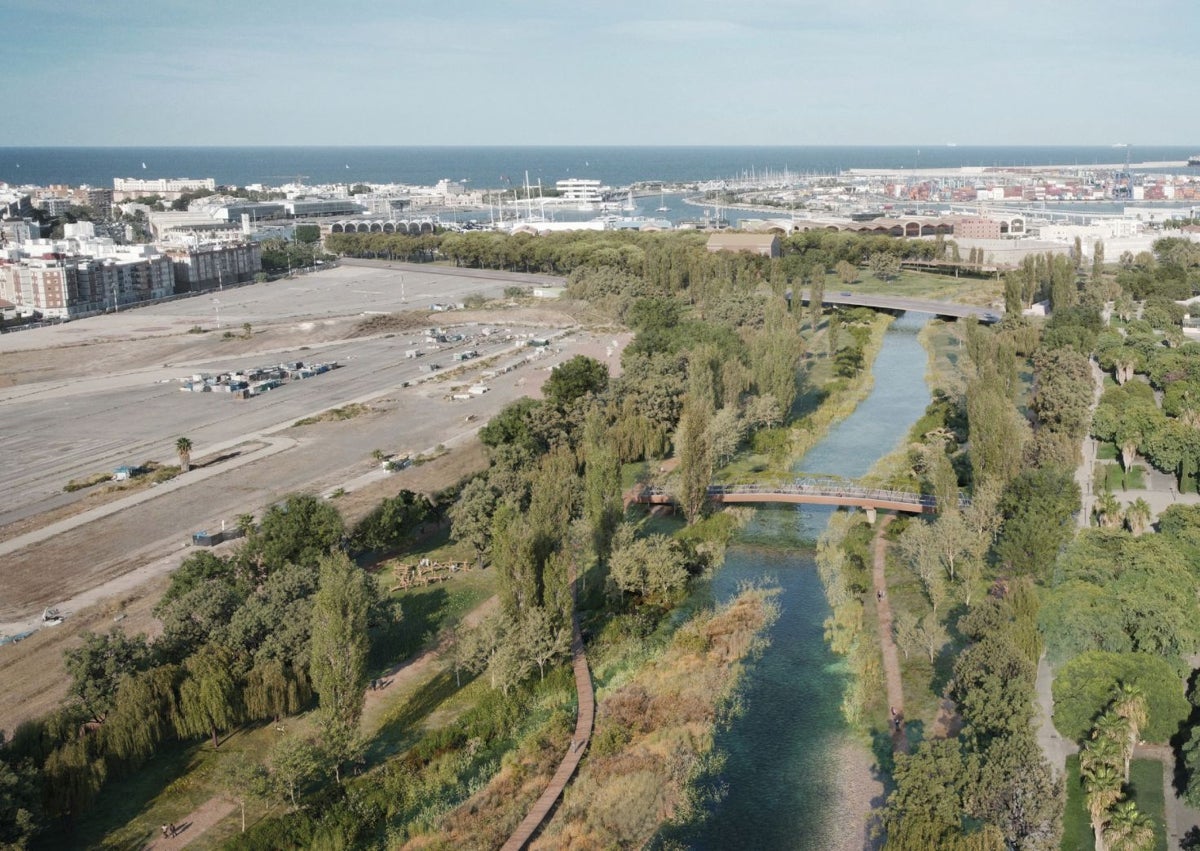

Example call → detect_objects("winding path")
872 518 909 754
501 571 595 851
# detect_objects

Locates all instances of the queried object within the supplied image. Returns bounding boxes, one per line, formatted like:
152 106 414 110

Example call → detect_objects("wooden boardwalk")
500 577 595 851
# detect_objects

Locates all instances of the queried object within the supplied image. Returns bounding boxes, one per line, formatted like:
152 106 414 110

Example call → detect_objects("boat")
1189 155 1200 167
656 188 670 213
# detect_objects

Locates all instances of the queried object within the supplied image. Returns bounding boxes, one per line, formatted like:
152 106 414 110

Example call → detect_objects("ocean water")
2 145 1197 190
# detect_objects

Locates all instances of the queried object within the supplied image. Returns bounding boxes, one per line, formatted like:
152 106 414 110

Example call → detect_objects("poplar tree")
309 551 370 782
674 399 712 524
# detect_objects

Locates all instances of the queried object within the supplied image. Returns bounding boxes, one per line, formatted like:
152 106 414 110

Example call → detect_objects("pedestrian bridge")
629 478 967 521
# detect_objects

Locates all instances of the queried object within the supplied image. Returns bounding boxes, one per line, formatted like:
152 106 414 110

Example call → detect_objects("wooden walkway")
500 576 595 851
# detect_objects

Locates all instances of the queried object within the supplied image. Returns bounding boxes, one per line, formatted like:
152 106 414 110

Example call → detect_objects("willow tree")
176 644 239 749
309 551 370 782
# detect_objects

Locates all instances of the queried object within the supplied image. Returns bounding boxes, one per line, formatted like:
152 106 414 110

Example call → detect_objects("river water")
686 312 933 850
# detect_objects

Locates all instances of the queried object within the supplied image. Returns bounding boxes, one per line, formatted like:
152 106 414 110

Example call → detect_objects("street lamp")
212 297 221 329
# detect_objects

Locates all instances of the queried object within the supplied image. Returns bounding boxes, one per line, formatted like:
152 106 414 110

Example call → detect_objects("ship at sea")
1189 154 1200 166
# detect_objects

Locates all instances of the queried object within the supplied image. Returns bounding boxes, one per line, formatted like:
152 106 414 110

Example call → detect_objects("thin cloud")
604 18 755 42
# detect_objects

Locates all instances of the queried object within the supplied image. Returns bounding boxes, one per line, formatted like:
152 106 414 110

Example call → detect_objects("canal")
686 311 934 850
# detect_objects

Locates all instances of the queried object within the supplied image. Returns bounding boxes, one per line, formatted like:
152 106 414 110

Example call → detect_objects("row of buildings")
0 222 260 320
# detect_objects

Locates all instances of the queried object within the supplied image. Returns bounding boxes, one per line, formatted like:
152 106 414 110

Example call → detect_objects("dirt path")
143 797 236 850
872 517 909 754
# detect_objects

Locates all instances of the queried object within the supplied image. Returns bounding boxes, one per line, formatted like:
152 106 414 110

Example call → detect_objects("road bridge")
629 479 967 523
797 289 1000 323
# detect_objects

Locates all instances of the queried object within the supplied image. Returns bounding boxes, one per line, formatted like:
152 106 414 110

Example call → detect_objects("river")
685 311 934 850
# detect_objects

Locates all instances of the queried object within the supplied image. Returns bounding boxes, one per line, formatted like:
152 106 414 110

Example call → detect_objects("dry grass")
531 585 781 849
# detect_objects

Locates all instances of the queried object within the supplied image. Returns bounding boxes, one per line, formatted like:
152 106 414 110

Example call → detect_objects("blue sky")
4 0 1197 145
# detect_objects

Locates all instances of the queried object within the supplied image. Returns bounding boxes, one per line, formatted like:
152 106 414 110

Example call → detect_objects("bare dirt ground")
0 574 168 731
0 286 627 734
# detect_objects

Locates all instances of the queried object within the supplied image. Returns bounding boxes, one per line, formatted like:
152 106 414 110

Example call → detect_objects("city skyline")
4 0 1200 147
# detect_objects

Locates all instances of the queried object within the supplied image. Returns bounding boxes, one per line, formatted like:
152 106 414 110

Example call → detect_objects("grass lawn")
1128 758 1168 851
1062 754 1096 851
1096 442 1118 461
1098 462 1146 492
1061 755 1167 851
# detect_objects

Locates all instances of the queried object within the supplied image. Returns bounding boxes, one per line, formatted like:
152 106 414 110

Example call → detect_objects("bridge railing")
638 480 969 509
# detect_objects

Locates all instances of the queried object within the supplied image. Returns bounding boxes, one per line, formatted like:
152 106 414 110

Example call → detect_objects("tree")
1104 800 1154 851
1093 710 1134 782
543 355 609 408
309 552 370 782
1052 651 1189 744
175 436 193 473
993 467 1079 578
1123 498 1151 536
918 616 949 664
239 493 345 578
582 412 622 563
808 274 825 330
894 610 922 661
607 527 690 608
102 664 179 766
63 630 153 722
835 259 858 285
965 729 1064 850
952 633 1036 742
673 401 712 524
244 657 310 723
869 251 902 281
1083 761 1123 851
213 752 270 833
176 644 239 748
883 738 971 849
349 489 429 553
0 734 42 847
450 476 499 567
521 605 571 680
1111 682 1148 781
42 739 106 827
269 735 322 810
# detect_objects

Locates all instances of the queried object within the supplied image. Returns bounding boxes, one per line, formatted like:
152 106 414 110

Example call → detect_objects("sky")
4 0 1198 146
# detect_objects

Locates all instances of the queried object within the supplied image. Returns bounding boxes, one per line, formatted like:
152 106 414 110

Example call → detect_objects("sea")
2 145 1198 190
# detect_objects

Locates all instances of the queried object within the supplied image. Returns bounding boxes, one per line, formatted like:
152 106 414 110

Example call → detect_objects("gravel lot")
0 261 630 729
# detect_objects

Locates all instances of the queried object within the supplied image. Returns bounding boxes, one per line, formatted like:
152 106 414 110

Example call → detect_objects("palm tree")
1080 735 1123 776
1095 491 1123 529
1083 762 1124 851
1095 711 1135 782
175 436 193 473
1112 683 1149 782
1103 800 1155 851
1124 498 1152 536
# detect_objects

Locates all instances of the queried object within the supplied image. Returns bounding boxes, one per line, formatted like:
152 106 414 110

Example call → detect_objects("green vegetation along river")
689 311 934 850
